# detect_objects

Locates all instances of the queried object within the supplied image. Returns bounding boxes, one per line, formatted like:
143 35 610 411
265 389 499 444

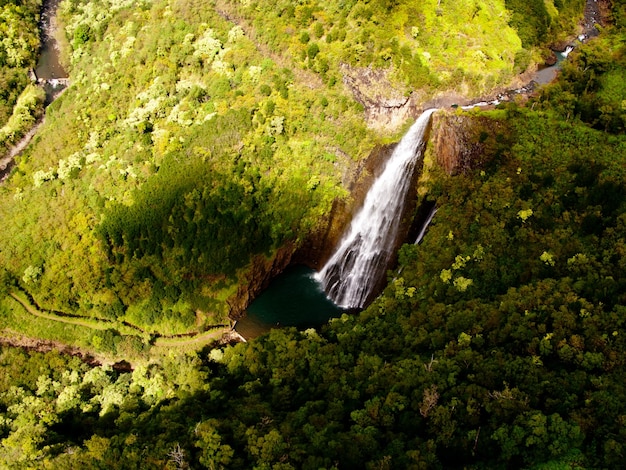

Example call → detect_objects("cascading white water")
414 205 438 245
562 45 574 58
315 109 436 309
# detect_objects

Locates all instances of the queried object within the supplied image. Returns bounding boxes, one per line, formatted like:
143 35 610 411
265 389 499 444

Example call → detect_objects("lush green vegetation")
0 83 45 151
0 0 44 152
4 0 626 467
217 0 585 96
536 6 626 134
1 94 626 467
505 0 585 47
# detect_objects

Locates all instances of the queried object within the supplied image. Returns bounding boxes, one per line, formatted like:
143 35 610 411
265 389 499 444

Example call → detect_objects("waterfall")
315 109 436 309
414 205 438 245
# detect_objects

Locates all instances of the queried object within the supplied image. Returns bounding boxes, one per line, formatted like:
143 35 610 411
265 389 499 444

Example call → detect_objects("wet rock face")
229 242 297 319
227 135 397 319
430 112 501 175
295 143 396 270
431 114 476 175
544 51 558 67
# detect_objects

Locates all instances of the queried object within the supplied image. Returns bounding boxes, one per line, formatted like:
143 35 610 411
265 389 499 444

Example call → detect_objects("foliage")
0 346 209 468
2 30 626 470
0 2 625 468
535 30 626 133
0 0 41 129
218 0 585 98
0 0 587 345
0 83 45 151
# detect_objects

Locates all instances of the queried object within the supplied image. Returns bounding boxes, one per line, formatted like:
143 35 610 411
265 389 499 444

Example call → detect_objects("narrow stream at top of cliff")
34 0 69 107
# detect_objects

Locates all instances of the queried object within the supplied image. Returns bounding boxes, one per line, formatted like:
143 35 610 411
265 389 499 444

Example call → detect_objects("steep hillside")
0 1 625 468
0 0 587 352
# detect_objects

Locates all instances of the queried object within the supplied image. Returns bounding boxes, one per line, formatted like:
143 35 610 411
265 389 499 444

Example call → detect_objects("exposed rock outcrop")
340 63 519 133
431 113 482 175
429 111 503 175
229 242 297 320
544 51 558 66
340 64 422 131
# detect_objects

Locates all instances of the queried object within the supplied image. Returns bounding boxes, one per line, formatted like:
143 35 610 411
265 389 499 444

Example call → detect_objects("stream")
0 0 68 182
36 0 67 81
36 0 69 105
460 0 602 110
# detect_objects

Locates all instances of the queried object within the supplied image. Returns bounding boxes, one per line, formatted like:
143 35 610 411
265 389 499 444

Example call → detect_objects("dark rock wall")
430 111 498 175
228 110 494 317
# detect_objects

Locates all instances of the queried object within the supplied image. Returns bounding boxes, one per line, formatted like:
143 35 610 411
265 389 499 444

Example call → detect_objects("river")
36 0 67 81
0 0 68 181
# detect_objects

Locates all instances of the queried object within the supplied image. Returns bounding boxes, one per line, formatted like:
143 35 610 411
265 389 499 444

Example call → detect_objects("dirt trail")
10 292 112 329
154 327 233 347
7 291 233 349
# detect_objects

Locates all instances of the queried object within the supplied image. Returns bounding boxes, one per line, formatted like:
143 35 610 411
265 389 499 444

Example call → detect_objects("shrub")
307 42 320 60
73 23 92 46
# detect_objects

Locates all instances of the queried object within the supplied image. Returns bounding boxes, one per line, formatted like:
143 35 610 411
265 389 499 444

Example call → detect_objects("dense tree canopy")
0 0 43 150
1 0 626 468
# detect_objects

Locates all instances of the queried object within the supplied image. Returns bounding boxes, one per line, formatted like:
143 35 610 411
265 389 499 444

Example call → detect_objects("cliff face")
228 144 396 318
296 143 396 269
340 65 418 131
228 109 496 318
229 242 296 320
430 111 502 175
340 64 519 134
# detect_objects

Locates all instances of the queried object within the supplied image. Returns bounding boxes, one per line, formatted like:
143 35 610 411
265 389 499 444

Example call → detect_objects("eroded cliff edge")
428 110 505 175
228 142 398 320
228 108 498 319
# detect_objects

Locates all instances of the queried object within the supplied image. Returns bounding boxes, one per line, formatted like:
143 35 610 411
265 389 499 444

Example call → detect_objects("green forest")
0 0 45 153
1 0 626 468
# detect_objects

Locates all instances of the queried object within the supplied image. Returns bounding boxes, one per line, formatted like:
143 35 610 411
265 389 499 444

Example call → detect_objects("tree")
194 420 234 470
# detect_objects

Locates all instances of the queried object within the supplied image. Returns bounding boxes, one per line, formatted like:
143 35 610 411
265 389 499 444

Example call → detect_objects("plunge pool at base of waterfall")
234 265 345 340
